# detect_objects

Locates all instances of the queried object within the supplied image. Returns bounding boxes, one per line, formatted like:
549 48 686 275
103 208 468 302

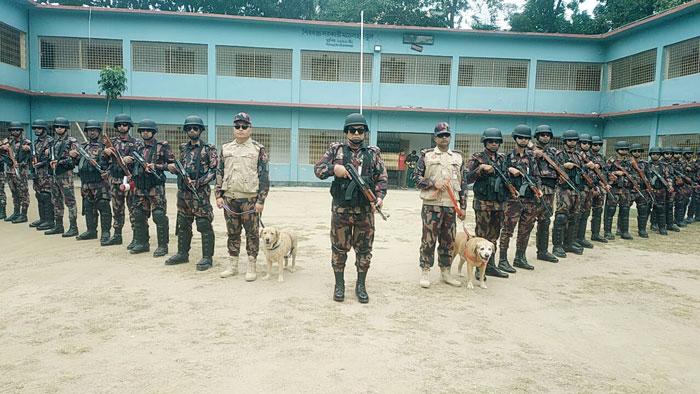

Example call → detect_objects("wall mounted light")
374 45 382 52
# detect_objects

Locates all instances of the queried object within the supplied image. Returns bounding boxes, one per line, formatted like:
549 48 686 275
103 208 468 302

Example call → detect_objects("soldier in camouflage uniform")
553 130 584 258
28 120 55 231
694 149 700 222
166 116 218 271
604 141 634 240
75 120 112 244
466 128 509 279
671 147 689 228
661 147 681 232
217 112 270 281
45 117 79 237
529 125 560 263
127 119 175 257
1 122 31 223
102 114 141 247
575 134 600 249
588 136 611 242
648 147 673 235
0 141 6 220
681 147 697 223
413 122 466 289
499 125 541 273
314 113 387 303
629 144 653 238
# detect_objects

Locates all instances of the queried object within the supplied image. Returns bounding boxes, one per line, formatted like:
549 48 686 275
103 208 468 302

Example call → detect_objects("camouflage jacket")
215 138 270 203
413 147 467 210
629 158 652 190
530 143 559 181
607 157 635 190
49 134 79 174
105 134 142 184
131 139 175 182
555 148 584 189
78 141 110 183
4 137 32 170
504 148 541 200
177 140 218 191
466 150 507 210
577 149 600 184
648 159 673 189
670 159 688 186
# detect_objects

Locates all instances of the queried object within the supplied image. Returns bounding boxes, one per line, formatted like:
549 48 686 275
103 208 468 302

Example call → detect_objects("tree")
97 66 128 131
509 0 568 33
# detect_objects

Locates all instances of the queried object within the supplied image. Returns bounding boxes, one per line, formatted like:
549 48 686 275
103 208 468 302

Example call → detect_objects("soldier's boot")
675 200 686 227
29 199 43 227
220 257 239 278
126 226 136 250
333 271 345 302
603 205 616 240
513 249 534 270
590 207 607 242
130 208 150 254
666 204 680 232
695 201 700 222
63 217 79 237
619 206 633 239
656 205 668 235
536 220 558 262
37 197 55 231
152 209 169 258
637 205 649 238
245 256 257 282
577 211 594 249
0 203 6 220
105 228 123 246
4 205 18 222
552 213 567 258
440 266 461 286
196 217 214 271
484 254 508 278
650 206 659 231
355 271 369 304
12 206 28 223
76 212 98 240
684 199 694 224
419 267 431 288
45 216 64 235
564 218 584 255
497 249 516 273
96 199 112 245
166 215 191 265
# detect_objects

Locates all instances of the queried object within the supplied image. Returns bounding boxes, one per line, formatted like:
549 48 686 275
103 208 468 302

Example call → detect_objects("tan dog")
451 231 493 289
260 227 297 283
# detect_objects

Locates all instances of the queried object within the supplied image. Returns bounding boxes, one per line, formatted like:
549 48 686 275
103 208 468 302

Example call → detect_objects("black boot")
564 215 584 255
166 228 191 266
130 209 150 254
619 206 633 239
45 216 64 235
498 249 516 273
675 200 686 227
603 205 616 240
552 213 567 258
536 220 558 262
590 207 607 242
577 211 594 248
667 204 680 232
29 200 43 227
196 218 214 271
333 271 345 302
695 200 700 222
152 209 169 257
97 199 112 246
37 198 54 231
0 203 5 220
62 217 79 237
484 254 508 278
637 205 649 238
4 205 18 222
126 226 136 249
356 272 369 304
77 208 98 240
650 206 659 231
104 228 123 246
656 205 668 235
12 206 28 223
513 250 534 270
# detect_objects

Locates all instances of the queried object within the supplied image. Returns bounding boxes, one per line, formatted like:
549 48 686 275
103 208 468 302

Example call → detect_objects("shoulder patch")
158 140 169 145
420 148 432 155
251 139 265 149
452 149 463 155
367 145 381 153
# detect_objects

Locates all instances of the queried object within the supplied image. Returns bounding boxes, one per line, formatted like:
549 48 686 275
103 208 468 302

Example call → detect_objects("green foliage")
97 66 127 101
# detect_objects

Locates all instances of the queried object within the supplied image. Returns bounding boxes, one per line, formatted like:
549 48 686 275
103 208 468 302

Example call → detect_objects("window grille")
39 37 122 70
380 54 451 85
458 57 529 88
536 61 602 91
665 37 700 80
132 41 207 75
298 129 370 165
216 46 292 79
607 49 656 90
658 134 700 154
0 22 25 68
603 136 649 158
216 126 291 164
300 50 372 82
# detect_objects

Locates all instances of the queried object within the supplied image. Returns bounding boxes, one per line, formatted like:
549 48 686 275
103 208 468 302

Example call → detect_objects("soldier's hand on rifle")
508 167 522 177
145 163 155 173
586 161 596 169
333 164 350 179
563 162 575 169
609 173 618 182
123 156 134 164
669 186 674 193
104 147 115 156
614 170 625 176
254 202 264 214
605 184 612 192
167 163 177 173
50 160 58 169
0 144 8 152
371 197 383 211
69 150 79 159
478 164 494 174
22 145 30 152
216 197 225 209
533 149 543 158
89 159 97 167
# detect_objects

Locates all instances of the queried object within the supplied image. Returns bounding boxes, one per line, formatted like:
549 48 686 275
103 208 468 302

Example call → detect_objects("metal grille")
39 37 122 70
300 51 372 82
603 136 649 158
380 54 451 85
298 129 370 165
216 46 292 79
607 49 656 90
536 61 602 91
132 41 207 75
665 37 700 80
454 133 563 162
216 126 291 164
658 134 700 154
458 57 529 88
0 22 25 68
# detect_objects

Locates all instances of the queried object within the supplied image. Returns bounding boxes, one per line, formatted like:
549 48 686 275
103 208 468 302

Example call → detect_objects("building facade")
1 0 699 184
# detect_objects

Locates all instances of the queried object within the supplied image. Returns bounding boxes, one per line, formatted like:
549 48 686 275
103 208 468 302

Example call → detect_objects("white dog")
260 227 297 283
451 231 494 289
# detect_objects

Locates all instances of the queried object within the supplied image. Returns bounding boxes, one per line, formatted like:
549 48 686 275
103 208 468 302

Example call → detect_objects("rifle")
30 139 38 179
630 159 656 205
101 134 134 191
174 159 202 203
540 152 581 195
344 163 388 221
612 160 648 204
486 155 522 207
670 165 699 190
49 144 58 183
514 163 552 217
132 151 166 183
578 152 617 204
1 139 21 178
648 163 671 191
76 145 107 178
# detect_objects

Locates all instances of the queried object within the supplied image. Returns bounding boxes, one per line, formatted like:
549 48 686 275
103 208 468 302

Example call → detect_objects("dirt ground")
1 185 699 394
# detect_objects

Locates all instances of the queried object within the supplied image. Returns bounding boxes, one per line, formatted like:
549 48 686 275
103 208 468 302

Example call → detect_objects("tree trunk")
103 98 111 133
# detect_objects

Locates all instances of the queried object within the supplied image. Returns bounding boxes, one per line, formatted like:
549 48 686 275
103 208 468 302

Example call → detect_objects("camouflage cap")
434 121 451 136
234 112 251 125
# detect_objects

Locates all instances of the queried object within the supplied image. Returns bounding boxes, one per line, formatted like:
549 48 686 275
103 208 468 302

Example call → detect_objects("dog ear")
275 228 280 240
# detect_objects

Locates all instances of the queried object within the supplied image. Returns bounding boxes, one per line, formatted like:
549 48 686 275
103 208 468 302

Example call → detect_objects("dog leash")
221 203 265 227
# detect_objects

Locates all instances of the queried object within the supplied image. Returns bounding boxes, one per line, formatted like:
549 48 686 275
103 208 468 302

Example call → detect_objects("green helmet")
682 147 692 154
672 146 682 154
615 140 630 150
31 119 49 130
579 134 592 143
113 114 133 127
591 136 603 145
562 130 579 141
183 115 205 131
343 113 368 133
53 117 70 130
8 121 23 131
512 124 531 139
649 146 662 154
85 119 102 131
137 119 158 133
662 146 674 154
481 128 503 143
630 143 643 152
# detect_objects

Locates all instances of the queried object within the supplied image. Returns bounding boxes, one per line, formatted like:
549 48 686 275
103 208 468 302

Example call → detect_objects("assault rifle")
486 155 522 207
49 144 58 183
578 152 617 204
670 166 699 190
648 164 670 191
29 139 38 179
514 163 552 217
132 151 166 183
612 160 648 204
174 159 202 204
76 145 108 180
1 139 21 178
539 152 581 196
344 163 388 221
101 134 134 191
630 159 656 205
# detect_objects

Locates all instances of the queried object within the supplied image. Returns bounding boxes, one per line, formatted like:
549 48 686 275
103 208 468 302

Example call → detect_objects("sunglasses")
184 126 201 132
347 128 365 134
116 123 130 128
436 134 451 138
233 124 250 130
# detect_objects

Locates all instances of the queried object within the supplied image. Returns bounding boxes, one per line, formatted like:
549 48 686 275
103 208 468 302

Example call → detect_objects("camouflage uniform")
106 135 141 238
77 140 112 242
662 155 681 232
48 134 79 234
413 147 467 269
604 157 633 239
648 158 673 233
589 150 609 240
31 134 55 229
670 158 689 227
530 143 559 260
5 137 32 214
691 155 700 221
575 149 599 248
0 155 6 218
554 147 584 254
628 158 653 237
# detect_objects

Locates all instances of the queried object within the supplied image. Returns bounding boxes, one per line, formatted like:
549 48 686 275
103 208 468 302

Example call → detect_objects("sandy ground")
1 185 699 394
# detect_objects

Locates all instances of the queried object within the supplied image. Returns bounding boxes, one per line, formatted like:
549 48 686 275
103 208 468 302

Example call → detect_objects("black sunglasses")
116 123 130 128
347 128 365 134
233 124 250 130
184 126 201 132
436 133 451 138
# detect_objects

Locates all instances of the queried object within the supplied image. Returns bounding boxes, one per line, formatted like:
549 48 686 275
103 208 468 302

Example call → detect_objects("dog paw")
480 283 487 289
262 275 270 281
467 282 474 289
277 277 284 283
289 267 296 273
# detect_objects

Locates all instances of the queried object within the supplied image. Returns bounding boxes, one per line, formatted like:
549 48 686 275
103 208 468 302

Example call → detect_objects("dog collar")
463 250 488 265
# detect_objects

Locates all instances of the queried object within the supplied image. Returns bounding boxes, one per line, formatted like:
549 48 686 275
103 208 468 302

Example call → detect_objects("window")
298 129 370 165
300 51 372 82
658 134 700 155
458 57 529 88
216 126 291 164
536 61 602 91
665 37 700 80
216 46 292 79
607 49 656 90
39 37 121 70
0 22 25 68
380 54 451 85
132 41 207 75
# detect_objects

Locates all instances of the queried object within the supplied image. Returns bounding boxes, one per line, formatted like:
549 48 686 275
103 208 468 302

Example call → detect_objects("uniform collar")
432 147 452 155
234 138 252 147
187 140 202 148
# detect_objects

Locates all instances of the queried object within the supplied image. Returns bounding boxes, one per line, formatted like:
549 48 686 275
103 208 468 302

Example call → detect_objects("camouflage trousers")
535 192 555 221
33 167 53 193
0 172 5 205
80 180 111 214
592 193 605 209
650 188 667 206
134 185 167 212
51 171 77 220
7 169 30 208
419 205 456 269
474 207 503 256
580 187 595 212
330 207 375 273
110 181 135 230
222 197 259 258
176 188 214 221
606 188 631 208
500 199 537 252
556 188 581 217
631 189 652 209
